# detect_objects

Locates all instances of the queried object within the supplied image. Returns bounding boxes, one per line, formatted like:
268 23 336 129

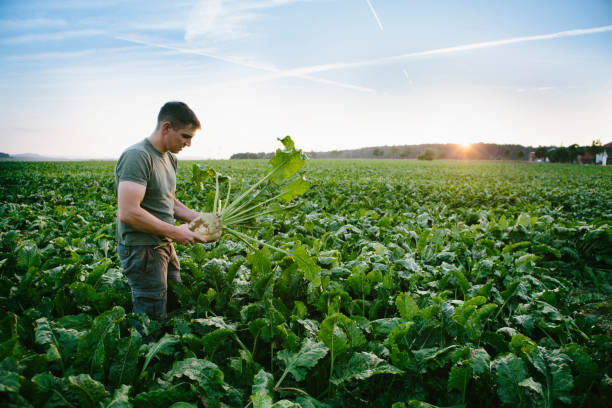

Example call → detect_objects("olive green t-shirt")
115 139 177 245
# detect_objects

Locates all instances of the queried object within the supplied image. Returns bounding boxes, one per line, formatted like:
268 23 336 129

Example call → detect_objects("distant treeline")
229 152 275 159
230 141 609 162
534 142 609 163
231 143 531 160
0 152 9 159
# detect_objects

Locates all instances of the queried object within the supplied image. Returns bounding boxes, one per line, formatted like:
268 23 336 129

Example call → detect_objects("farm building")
595 142 612 165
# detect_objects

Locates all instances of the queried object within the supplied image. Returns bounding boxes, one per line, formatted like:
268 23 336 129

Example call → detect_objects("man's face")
164 123 197 154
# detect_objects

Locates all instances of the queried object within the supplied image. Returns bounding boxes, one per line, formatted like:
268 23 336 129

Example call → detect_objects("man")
115 101 219 325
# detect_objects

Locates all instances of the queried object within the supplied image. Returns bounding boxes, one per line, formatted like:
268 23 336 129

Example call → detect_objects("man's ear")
161 121 172 134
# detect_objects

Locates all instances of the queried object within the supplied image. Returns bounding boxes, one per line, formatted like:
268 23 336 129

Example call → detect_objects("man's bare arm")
117 181 205 245
173 198 201 223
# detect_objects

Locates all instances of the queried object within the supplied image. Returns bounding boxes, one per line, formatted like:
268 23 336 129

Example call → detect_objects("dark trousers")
116 243 181 323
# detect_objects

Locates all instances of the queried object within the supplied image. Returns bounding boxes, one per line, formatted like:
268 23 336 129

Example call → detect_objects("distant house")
595 142 612 166
577 151 594 164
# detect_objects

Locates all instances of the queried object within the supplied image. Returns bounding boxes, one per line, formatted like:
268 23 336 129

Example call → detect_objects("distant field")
1 160 611 407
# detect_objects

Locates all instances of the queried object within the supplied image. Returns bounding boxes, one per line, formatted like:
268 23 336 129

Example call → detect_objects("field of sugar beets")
0 158 611 408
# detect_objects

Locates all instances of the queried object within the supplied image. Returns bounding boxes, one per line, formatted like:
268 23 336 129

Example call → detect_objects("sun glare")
460 143 471 149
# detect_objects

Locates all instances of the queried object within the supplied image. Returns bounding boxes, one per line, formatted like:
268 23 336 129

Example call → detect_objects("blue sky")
1 0 611 158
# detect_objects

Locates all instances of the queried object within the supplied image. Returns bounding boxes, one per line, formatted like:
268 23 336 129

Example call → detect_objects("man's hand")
171 224 208 245
188 212 223 242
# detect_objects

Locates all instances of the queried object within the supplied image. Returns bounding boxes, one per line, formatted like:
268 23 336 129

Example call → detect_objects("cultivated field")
0 159 611 407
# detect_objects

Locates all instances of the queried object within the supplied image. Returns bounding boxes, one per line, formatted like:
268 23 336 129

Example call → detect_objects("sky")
1 0 611 159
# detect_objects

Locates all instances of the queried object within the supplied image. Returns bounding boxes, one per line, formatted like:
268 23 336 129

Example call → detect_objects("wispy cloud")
4 46 142 62
216 25 612 84
115 35 374 92
0 18 67 30
365 0 383 31
18 0 128 10
2 29 105 45
185 0 311 42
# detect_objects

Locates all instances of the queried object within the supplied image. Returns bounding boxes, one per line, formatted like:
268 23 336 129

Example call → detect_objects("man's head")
157 101 201 131
156 101 201 154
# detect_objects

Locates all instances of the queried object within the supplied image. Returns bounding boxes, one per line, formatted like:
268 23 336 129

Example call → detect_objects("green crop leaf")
252 391 274 408
33 372 110 408
31 372 68 407
248 248 273 279
277 338 328 383
35 317 62 362
268 136 307 184
525 348 574 407
279 135 296 150
67 374 110 408
58 314 93 331
0 369 20 393
75 306 125 380
192 316 237 332
201 329 233 356
253 369 274 396
501 280 520 301
563 343 598 386
515 213 532 228
319 313 366 357
510 333 537 354
131 386 196 408
519 377 543 395
476 279 494 299
141 334 180 374
163 358 226 401
451 268 470 298
290 245 321 285
251 369 275 408
493 353 529 405
103 384 132 408
470 348 491 375
465 303 497 340
396 293 419 320
295 396 333 408
452 296 487 326
17 241 41 269
279 176 310 202
108 328 141 386
331 352 403 385
371 318 404 337
447 363 471 394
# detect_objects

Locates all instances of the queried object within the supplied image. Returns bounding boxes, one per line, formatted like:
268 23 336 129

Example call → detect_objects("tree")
588 139 604 155
372 148 384 157
399 147 412 158
417 148 437 161
549 147 569 163
516 150 525 160
535 146 548 159
388 146 399 158
0 152 9 159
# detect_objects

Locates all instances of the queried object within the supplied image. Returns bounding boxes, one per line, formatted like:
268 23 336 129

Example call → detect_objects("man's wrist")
186 211 201 222
167 224 181 241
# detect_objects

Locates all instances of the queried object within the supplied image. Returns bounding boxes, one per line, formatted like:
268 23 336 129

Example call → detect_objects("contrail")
365 0 383 31
116 25 612 92
114 36 375 92
205 24 612 84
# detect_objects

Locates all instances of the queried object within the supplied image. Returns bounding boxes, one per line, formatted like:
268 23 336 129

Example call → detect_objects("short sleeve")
168 152 178 171
116 149 151 186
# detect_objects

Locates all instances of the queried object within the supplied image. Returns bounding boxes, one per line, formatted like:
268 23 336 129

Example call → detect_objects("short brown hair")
157 101 201 130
